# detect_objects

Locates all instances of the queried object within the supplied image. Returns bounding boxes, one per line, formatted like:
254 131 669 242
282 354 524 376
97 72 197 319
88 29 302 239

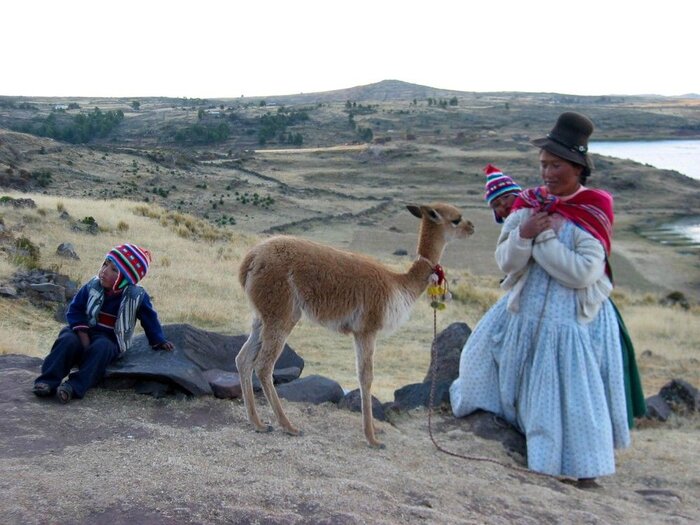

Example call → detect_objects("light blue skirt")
450 231 630 478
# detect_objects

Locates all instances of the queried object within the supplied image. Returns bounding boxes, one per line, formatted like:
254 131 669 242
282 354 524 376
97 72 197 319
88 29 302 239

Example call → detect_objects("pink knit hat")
106 243 152 290
483 164 521 223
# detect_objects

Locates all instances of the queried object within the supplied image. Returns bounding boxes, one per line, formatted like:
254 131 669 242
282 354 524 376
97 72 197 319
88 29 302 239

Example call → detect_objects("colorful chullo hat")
483 164 522 223
106 243 152 290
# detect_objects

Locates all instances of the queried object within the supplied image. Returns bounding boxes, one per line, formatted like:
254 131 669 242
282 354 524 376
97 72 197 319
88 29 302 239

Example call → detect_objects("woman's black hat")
531 112 595 169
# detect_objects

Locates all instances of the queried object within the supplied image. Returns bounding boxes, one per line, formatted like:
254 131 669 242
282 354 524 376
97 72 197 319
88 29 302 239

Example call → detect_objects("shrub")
12 237 41 268
32 168 53 188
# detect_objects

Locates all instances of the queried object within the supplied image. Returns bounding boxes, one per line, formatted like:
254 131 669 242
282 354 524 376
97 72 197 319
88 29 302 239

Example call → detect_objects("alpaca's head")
407 203 475 242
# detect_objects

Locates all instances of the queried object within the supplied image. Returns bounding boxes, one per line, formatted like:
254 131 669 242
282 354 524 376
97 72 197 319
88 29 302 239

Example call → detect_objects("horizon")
4 1 698 99
2 78 699 101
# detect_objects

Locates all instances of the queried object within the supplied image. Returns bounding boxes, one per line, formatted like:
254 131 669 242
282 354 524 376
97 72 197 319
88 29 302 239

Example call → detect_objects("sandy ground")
2 357 699 525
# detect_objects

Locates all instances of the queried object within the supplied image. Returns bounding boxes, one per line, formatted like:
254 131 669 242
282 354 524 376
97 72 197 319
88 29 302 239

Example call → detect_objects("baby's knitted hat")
106 243 152 290
484 164 521 204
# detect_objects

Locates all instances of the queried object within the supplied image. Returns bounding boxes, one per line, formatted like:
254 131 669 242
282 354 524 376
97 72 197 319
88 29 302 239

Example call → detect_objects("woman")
450 112 631 486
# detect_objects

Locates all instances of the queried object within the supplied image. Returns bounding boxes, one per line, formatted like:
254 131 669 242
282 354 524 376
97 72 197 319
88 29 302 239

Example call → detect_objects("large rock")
422 321 471 384
387 321 471 413
56 242 80 260
338 388 387 421
390 380 452 412
659 379 699 414
276 375 345 405
645 394 672 422
452 410 526 459
104 323 303 396
0 354 43 371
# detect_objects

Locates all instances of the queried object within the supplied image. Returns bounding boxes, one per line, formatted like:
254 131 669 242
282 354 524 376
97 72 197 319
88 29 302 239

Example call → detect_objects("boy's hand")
152 341 174 351
78 331 90 350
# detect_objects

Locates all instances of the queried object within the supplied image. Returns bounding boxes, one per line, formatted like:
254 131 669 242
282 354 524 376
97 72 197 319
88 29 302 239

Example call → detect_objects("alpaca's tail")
238 250 257 290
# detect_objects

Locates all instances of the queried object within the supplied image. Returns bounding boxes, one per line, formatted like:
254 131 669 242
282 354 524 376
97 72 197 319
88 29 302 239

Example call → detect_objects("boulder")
29 282 65 303
422 321 471 384
338 388 386 421
203 369 244 399
390 380 452 412
276 375 345 405
0 354 43 371
104 323 303 397
659 379 699 414
645 394 672 422
56 242 80 260
455 410 526 459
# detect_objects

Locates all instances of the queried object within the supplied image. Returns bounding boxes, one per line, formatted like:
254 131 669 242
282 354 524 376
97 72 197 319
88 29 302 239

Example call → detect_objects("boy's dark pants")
35 327 120 398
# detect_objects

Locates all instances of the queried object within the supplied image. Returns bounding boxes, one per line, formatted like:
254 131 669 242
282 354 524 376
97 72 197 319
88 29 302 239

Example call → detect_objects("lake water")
590 139 700 244
590 139 700 181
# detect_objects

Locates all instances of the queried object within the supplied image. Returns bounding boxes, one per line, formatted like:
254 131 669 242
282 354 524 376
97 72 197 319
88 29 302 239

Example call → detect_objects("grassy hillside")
1 192 698 400
1 81 699 398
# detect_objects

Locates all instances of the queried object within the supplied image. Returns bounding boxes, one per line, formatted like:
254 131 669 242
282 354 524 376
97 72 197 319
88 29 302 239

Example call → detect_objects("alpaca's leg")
354 332 383 448
255 318 301 436
235 317 271 432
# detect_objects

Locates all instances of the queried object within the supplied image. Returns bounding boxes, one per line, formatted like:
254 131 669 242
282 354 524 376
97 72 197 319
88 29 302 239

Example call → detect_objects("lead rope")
426 273 554 480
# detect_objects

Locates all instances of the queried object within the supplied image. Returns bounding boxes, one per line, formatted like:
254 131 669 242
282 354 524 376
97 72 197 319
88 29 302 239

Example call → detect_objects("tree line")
13 107 124 144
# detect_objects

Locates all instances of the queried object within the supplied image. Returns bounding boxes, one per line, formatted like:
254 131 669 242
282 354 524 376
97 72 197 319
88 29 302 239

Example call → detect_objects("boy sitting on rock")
33 243 173 403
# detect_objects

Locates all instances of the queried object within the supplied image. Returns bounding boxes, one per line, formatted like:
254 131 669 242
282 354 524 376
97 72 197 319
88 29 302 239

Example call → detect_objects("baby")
483 163 522 223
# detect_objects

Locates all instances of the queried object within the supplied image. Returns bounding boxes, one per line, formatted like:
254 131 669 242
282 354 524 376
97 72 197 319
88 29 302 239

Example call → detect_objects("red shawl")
511 186 614 276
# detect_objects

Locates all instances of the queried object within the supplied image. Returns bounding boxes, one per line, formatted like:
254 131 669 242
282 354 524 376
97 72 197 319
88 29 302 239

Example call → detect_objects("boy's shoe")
32 382 52 397
56 383 73 404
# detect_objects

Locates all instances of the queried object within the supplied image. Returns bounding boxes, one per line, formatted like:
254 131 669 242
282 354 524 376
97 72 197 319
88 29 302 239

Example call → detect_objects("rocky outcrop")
0 268 80 322
388 321 471 413
103 323 304 396
645 379 699 421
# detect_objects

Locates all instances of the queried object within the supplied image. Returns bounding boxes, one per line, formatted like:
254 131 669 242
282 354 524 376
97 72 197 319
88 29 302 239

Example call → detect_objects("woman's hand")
519 211 552 239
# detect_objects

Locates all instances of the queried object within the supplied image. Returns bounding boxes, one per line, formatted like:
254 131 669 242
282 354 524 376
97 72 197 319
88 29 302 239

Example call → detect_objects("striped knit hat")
484 164 522 205
106 243 152 290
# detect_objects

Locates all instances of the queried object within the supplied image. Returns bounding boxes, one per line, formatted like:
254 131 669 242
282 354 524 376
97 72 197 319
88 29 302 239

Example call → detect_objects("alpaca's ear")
423 206 442 223
406 204 422 218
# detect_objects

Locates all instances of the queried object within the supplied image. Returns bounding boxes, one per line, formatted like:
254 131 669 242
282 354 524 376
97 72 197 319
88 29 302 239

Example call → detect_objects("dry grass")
620 302 700 394
1 192 699 401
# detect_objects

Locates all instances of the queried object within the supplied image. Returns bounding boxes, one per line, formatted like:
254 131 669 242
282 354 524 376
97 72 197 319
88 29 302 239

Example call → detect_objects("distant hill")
250 79 469 104
239 79 688 106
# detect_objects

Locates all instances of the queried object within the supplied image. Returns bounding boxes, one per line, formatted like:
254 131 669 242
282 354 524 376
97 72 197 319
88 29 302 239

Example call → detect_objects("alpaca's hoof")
282 426 303 437
367 440 386 449
255 424 274 433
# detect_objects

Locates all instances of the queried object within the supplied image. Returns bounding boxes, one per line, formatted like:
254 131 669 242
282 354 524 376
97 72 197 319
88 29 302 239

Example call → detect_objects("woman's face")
539 150 583 196
98 259 120 289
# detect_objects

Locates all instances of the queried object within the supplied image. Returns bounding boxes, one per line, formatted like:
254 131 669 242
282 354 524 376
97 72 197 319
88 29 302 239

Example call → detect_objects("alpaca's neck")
416 222 446 265
399 223 447 297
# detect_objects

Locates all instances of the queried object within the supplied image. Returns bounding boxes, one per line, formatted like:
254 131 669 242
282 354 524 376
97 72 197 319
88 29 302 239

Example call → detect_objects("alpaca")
236 203 474 447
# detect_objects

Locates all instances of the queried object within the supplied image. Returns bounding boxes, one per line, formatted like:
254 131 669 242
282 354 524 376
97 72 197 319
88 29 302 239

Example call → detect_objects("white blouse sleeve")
531 223 607 288
495 209 534 274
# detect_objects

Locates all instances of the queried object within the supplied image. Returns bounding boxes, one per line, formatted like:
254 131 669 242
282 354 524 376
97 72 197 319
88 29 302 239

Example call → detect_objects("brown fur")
236 203 474 447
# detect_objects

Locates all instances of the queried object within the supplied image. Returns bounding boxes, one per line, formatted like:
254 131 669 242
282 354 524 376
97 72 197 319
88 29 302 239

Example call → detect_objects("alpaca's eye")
451 217 462 225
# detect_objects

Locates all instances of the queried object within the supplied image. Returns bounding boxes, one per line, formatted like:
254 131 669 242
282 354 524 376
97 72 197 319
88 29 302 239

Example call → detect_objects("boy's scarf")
511 186 614 277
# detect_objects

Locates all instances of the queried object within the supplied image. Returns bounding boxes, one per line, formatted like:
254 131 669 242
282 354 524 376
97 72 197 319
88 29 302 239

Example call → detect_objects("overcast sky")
4 0 697 99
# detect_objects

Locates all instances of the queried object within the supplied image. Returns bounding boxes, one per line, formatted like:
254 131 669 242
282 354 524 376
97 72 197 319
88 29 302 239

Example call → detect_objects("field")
2 81 700 523
2 82 700 399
